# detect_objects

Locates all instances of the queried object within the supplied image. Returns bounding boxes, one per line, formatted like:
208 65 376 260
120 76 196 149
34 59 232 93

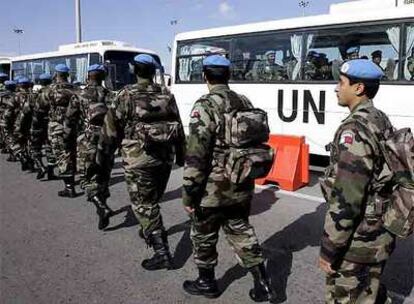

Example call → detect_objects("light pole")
299 1 310 17
168 19 178 54
75 0 82 43
13 28 24 55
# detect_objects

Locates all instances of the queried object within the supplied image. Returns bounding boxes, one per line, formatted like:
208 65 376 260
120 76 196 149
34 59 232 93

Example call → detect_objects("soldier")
33 64 78 196
371 50 383 67
0 80 16 155
345 46 360 61
64 64 111 219
182 55 274 302
13 76 38 172
31 73 54 179
92 54 185 268
0 73 10 153
319 59 395 303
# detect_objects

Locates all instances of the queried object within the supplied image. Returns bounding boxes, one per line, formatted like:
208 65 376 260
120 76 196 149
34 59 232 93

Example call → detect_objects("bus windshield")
104 50 161 90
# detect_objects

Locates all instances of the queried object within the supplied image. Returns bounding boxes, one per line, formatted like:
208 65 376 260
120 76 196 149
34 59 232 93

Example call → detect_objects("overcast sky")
1 0 354 71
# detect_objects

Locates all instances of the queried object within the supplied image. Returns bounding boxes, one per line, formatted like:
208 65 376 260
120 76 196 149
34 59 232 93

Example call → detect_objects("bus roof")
10 40 158 62
175 1 414 41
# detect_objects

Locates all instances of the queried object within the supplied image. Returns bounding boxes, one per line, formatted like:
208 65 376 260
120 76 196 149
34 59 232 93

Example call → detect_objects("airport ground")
1 155 413 304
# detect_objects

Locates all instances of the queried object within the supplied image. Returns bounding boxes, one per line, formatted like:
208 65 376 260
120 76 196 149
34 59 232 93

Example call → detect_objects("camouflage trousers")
47 122 63 167
326 260 392 304
77 128 100 187
125 164 171 238
190 202 264 269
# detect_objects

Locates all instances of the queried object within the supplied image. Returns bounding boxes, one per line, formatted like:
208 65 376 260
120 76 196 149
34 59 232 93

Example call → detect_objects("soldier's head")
4 80 16 92
345 46 360 60
265 51 276 65
54 64 70 82
87 64 106 84
202 55 230 86
132 54 158 80
38 73 52 87
0 72 8 84
336 59 383 109
371 50 382 66
17 76 31 91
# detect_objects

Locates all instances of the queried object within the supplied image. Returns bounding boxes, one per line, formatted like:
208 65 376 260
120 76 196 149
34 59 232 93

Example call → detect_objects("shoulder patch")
191 109 201 118
340 131 354 145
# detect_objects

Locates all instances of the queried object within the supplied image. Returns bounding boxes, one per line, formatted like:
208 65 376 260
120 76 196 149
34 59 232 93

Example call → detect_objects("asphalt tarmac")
1 155 413 304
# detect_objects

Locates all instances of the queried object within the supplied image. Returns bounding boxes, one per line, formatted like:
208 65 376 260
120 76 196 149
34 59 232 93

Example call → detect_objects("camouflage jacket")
183 84 255 208
3 90 20 138
64 83 111 148
45 82 77 124
31 85 51 153
96 79 183 187
0 89 12 126
14 89 37 142
320 99 395 265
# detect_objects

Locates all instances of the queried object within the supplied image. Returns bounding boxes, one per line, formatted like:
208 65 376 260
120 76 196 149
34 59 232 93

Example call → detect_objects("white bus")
0 57 11 76
10 40 161 91
171 0 414 162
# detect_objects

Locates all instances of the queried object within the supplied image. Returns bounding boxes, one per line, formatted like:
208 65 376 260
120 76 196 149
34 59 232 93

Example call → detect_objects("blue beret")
133 54 159 67
346 46 360 54
4 80 16 86
55 64 70 73
202 55 230 67
0 72 8 78
39 73 52 80
17 76 30 84
88 64 106 73
340 59 384 80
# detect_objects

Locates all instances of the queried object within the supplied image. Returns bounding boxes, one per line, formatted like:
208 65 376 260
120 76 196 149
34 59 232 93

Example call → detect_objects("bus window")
176 38 230 82
104 51 161 90
404 23 414 81
232 32 300 82
305 24 401 81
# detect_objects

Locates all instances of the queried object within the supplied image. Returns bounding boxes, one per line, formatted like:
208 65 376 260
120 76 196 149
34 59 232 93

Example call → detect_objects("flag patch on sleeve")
191 109 200 118
340 131 354 145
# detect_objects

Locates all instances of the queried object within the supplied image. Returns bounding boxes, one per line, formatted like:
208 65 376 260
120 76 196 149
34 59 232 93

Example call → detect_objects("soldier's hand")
319 256 335 275
184 206 195 214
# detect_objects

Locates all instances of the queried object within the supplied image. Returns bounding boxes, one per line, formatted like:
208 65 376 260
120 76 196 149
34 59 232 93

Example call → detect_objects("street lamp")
299 1 310 17
168 19 178 54
13 28 24 55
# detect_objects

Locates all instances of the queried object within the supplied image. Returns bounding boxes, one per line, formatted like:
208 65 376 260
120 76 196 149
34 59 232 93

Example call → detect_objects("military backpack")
361 122 414 239
207 91 274 184
125 87 184 149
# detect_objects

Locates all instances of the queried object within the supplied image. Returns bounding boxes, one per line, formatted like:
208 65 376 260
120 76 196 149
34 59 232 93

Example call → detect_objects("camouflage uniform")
183 84 264 269
96 78 184 237
64 82 111 191
320 100 395 303
33 81 77 176
0 83 9 151
3 88 22 157
12 88 37 166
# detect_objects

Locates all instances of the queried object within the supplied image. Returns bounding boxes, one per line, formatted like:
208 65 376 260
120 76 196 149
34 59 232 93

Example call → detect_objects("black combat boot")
89 195 113 230
141 230 173 271
248 263 275 302
58 176 77 198
47 165 57 180
183 267 220 298
34 156 46 179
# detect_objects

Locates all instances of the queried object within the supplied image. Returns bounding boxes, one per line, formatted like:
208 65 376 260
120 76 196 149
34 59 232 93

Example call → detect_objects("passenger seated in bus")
304 52 331 80
232 49 248 80
371 50 383 68
283 56 297 80
407 48 414 80
256 50 286 81
345 46 360 60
